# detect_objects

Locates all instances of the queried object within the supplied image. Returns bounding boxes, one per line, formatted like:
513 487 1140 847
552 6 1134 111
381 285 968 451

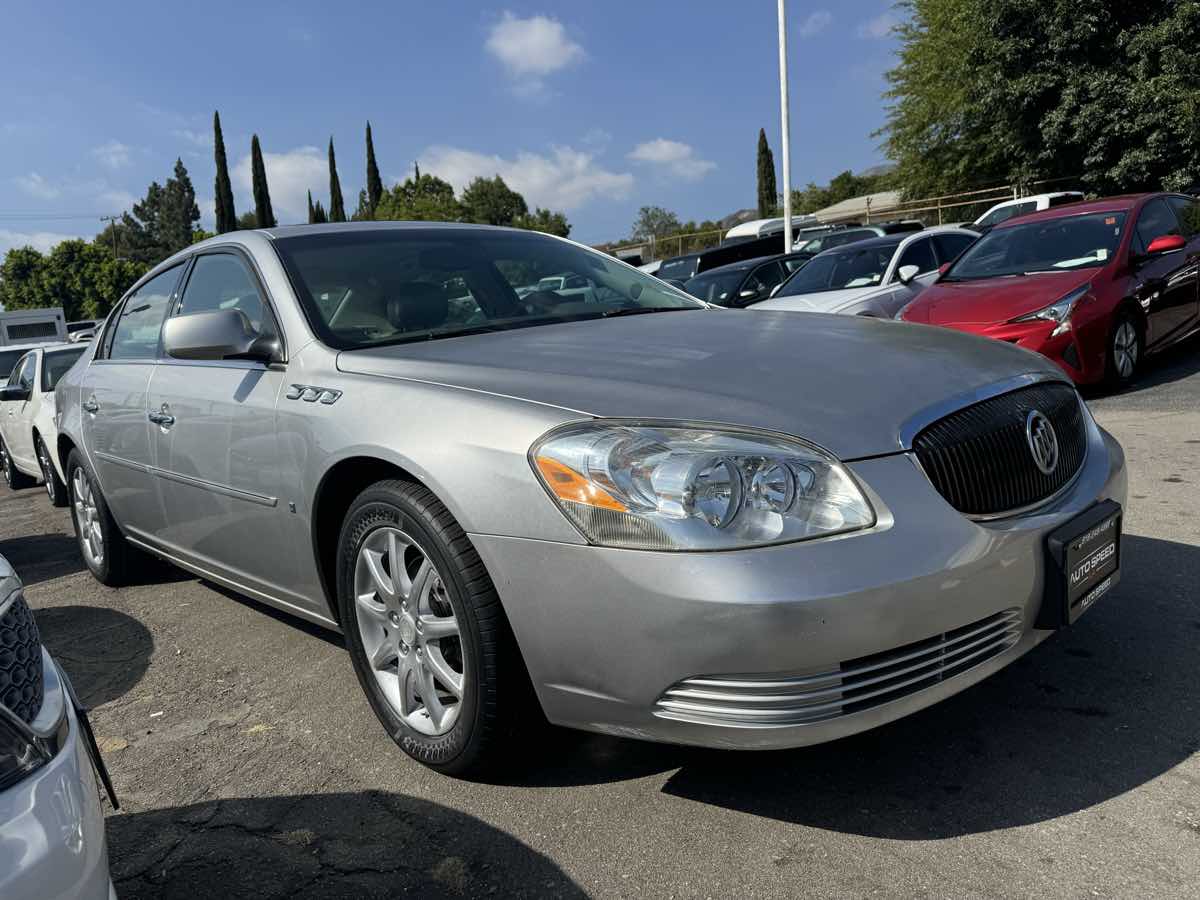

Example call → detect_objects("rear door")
81 264 184 536
146 249 294 603
1165 195 1200 335
1 354 36 469
1130 198 1196 347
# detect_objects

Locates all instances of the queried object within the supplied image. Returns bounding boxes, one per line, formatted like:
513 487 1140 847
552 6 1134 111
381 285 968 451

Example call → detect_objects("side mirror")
1146 234 1186 255
896 264 921 285
0 385 30 402
163 309 279 363
738 288 760 300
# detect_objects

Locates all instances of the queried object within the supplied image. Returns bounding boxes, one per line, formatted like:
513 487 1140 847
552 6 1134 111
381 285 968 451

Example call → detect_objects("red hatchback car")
901 193 1200 385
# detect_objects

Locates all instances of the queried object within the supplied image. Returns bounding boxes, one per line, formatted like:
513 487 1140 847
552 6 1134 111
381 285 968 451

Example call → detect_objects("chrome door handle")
83 397 100 414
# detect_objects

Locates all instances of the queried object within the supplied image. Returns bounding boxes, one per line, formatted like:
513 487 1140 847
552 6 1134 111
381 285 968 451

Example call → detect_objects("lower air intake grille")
0 593 43 725
654 608 1022 728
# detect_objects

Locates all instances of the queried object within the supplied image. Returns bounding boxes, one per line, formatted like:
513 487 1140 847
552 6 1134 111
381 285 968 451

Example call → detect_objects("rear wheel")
66 450 133 585
1106 312 1142 387
336 479 527 776
0 437 35 490
36 437 67 507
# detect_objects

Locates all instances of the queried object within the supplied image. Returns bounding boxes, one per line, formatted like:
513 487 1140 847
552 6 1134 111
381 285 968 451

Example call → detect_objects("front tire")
1106 311 1142 387
0 437 35 490
336 479 524 776
36 437 68 507
66 449 133 585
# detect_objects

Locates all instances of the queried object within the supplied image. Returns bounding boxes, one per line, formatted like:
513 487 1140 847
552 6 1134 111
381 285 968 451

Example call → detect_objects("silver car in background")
0 554 117 900
54 223 1126 775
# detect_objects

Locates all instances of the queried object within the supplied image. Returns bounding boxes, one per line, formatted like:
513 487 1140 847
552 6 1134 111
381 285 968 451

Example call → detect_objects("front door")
146 251 299 608
1130 197 1198 348
81 264 183 536
1 354 36 470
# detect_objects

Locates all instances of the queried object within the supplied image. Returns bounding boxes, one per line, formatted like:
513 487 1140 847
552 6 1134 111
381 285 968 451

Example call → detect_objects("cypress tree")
250 135 276 227
756 128 778 218
365 122 383 216
313 200 329 224
213 111 237 232
328 138 347 222
307 190 316 224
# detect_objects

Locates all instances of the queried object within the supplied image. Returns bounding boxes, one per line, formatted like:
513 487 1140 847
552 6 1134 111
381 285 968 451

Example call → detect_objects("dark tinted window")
176 253 270 332
658 256 700 280
745 261 785 296
7 354 34 389
1167 196 1200 238
108 265 182 360
683 269 746 305
933 233 976 264
897 238 936 275
41 347 86 392
1134 199 1179 256
1048 193 1083 208
0 349 24 381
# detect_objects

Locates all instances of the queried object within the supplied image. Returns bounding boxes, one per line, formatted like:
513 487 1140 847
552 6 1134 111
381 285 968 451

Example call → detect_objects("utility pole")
777 0 793 253
99 215 119 261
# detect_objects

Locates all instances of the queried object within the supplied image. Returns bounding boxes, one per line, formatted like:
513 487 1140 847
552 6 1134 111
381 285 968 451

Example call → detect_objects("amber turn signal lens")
534 456 627 512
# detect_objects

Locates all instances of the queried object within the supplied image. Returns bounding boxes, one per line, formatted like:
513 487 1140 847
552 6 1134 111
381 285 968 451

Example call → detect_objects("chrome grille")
0 593 43 725
913 382 1087 516
654 608 1022 728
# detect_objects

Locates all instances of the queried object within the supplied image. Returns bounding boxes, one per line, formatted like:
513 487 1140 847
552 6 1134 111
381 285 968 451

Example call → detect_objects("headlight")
1011 285 1088 336
530 422 875 550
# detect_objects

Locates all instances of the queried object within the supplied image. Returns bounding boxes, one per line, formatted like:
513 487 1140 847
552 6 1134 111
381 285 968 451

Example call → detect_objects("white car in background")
0 343 87 506
750 227 979 319
973 192 1084 231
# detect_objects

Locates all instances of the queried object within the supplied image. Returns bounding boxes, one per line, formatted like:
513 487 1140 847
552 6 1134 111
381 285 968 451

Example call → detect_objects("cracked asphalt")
3 338 1199 899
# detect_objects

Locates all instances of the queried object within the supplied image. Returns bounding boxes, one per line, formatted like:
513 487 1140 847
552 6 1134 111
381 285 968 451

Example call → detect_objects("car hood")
337 309 1062 460
903 270 1094 326
750 286 877 314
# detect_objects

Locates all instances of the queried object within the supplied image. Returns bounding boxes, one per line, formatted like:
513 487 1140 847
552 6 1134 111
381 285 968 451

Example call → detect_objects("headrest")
386 282 449 331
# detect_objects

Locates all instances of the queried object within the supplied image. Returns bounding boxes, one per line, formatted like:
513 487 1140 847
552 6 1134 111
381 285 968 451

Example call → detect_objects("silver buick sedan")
54 223 1126 775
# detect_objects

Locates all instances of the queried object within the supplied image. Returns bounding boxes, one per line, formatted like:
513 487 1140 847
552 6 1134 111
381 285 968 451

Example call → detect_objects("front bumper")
942 319 1103 385
0 650 114 900
472 419 1127 750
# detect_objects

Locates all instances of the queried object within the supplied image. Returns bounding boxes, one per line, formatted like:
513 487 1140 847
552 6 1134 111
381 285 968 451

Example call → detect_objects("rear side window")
933 233 976 264
176 253 272 334
1167 196 1200 238
108 265 183 361
41 348 86 392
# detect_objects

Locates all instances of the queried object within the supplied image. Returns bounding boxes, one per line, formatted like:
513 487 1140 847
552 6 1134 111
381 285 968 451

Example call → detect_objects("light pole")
777 0 793 253
99 215 119 262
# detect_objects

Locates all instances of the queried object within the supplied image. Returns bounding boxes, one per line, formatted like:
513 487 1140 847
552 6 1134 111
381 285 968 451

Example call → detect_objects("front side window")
1134 199 1179 255
108 265 182 360
0 349 25 381
176 253 271 333
933 233 976 264
41 348 87 392
945 212 1128 280
776 242 901 296
896 238 936 275
273 229 703 350
7 355 33 388
745 261 785 296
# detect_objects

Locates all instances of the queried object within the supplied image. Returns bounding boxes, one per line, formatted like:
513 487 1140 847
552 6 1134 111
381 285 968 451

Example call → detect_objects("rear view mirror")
0 385 30 402
163 309 279 363
897 264 920 284
1146 234 1186 255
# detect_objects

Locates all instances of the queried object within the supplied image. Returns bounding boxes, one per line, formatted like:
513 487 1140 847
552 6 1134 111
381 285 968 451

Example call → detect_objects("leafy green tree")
373 172 462 221
307 190 316 224
0 247 48 311
756 129 778 218
117 158 201 264
631 206 682 241
237 211 259 230
460 175 528 226
514 207 571 237
365 121 383 216
250 135 276 227
213 111 237 233
313 199 329 224
883 1 1200 197
328 138 347 222
791 169 892 214
0 241 146 320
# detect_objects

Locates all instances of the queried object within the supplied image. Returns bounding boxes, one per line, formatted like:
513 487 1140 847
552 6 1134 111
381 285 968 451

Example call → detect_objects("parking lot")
2 342 1197 899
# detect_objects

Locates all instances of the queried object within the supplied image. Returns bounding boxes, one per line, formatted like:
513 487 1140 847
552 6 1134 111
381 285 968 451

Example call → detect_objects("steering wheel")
522 290 564 313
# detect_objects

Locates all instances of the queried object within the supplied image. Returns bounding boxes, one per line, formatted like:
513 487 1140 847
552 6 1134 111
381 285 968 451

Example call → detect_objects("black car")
682 252 814 307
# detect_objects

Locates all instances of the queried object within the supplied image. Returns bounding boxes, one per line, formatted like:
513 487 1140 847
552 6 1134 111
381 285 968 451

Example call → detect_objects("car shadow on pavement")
655 533 1199 838
1082 332 1200 399
0 532 86 585
33 605 154 708
106 791 587 900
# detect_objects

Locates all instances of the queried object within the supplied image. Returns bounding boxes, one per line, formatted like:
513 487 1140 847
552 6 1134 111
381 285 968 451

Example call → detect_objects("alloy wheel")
0 443 9 486
353 526 465 736
1113 321 1138 379
72 468 104 567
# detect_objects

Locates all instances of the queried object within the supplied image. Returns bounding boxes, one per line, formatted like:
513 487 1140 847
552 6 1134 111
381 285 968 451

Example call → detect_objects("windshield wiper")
598 305 700 318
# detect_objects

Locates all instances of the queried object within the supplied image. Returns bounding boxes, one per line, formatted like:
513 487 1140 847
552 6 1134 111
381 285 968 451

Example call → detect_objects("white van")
973 192 1084 231
0 308 67 347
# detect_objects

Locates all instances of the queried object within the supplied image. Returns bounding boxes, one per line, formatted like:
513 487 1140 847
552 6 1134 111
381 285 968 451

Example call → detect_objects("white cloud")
797 10 833 37
96 189 136 213
858 12 899 39
627 139 716 181
0 229 80 255
420 144 632 211
90 140 132 170
14 172 61 200
173 128 212 149
486 12 584 76
231 145 326 224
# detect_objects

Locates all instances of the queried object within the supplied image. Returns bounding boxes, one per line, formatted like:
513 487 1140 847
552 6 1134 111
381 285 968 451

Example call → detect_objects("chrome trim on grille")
897 373 1069 450
654 608 1022 728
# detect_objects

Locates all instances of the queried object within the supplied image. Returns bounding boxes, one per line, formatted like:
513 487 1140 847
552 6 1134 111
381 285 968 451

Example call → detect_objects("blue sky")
0 1 901 252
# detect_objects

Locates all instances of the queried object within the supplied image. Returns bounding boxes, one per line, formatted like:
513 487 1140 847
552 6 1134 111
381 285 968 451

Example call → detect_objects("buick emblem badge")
1025 409 1059 475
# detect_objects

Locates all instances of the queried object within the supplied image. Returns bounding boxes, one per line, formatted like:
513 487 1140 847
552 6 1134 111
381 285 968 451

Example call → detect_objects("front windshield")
657 256 699 280
41 347 86 391
776 242 899 296
274 228 704 349
946 211 1127 280
683 269 745 305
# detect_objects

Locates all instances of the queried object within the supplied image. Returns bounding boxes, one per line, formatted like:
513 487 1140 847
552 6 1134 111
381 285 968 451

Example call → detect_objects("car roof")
689 251 811 277
0 341 70 353
814 234 905 256
994 193 1154 229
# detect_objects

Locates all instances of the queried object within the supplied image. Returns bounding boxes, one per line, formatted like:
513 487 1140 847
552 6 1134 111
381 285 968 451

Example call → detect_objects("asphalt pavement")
4 340 1199 899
